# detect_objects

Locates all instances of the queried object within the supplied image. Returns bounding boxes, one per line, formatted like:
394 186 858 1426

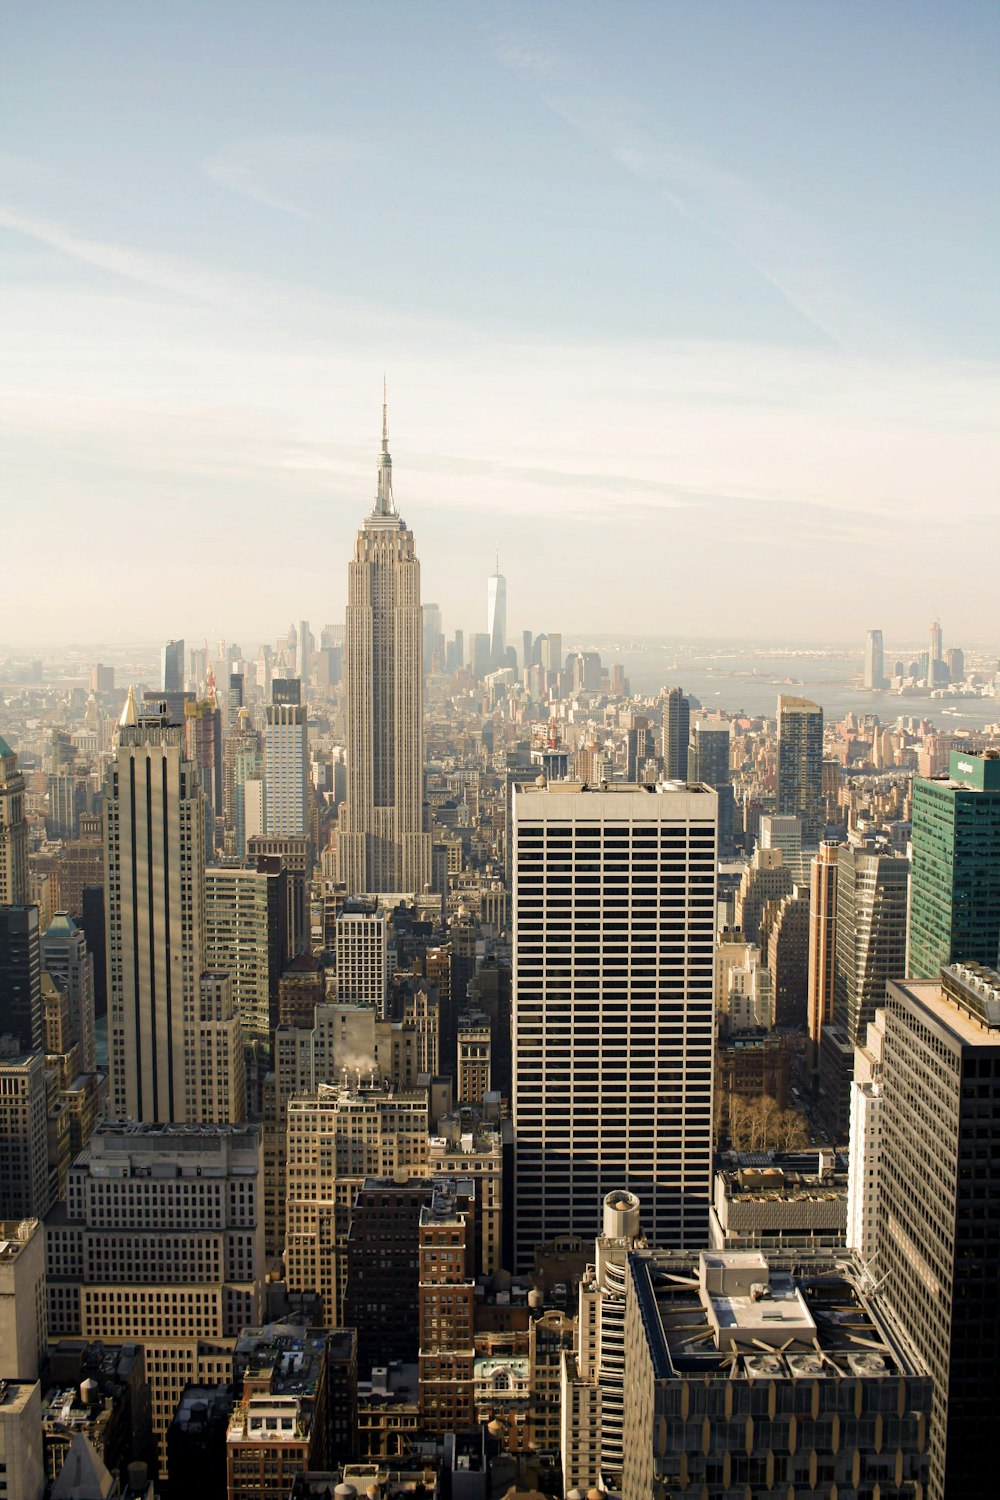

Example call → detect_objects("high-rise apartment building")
487 561 506 668
104 694 244 1123
832 845 909 1050
161 638 184 694
863 628 886 690
41 912 96 1074
45 1121 264 1468
0 904 42 1056
908 749 1000 978
776 695 824 845
337 397 431 897
661 687 690 781
511 780 716 1270
0 735 28 906
876 966 1000 1500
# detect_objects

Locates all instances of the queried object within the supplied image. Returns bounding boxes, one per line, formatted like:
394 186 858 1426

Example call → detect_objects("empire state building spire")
374 377 396 518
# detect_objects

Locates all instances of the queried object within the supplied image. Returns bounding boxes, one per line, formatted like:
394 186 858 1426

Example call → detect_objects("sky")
2 0 998 648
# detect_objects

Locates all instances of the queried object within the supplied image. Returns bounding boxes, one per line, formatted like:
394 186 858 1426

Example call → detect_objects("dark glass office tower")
0 904 42 1054
661 687 690 780
776 695 824 844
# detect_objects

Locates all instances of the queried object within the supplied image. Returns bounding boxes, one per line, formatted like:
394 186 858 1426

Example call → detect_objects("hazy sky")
3 1 998 647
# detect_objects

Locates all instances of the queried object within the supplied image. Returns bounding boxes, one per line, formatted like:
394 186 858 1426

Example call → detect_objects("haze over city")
3 0 998 644
3 8 1000 1500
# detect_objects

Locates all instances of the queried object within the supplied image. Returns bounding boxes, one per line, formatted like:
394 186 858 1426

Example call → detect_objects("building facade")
876 967 1000 1500
907 749 1000 979
512 781 716 1270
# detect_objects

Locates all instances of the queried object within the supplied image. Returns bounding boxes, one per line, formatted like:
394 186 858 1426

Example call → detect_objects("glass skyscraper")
908 749 1000 978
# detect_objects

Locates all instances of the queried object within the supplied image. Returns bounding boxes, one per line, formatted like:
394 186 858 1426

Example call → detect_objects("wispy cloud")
488 28 909 354
203 132 370 219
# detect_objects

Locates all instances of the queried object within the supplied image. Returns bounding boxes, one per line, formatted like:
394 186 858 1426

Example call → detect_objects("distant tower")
776 695 824 845
661 687 690 780
161 638 184 694
863 628 885 690
295 620 313 687
487 556 507 669
338 389 431 896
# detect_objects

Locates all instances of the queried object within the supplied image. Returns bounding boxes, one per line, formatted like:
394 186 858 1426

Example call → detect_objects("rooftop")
631 1248 925 1383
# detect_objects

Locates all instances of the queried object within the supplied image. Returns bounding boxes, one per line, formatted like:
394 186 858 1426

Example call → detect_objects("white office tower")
846 1009 886 1263
512 780 717 1271
561 1190 645 1495
487 559 507 668
104 692 245 1123
335 899 392 1015
263 701 309 839
337 394 431 896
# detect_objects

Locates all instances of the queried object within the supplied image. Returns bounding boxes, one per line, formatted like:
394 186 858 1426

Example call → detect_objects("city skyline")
3 3 998 643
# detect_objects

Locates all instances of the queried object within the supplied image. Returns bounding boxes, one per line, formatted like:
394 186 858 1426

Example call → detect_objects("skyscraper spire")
374 379 396 516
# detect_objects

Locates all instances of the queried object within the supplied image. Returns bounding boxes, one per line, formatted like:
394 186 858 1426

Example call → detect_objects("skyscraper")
40 911 96 1074
263 692 309 843
0 735 28 906
928 617 944 686
863 628 886 690
661 687 690 780
338 395 431 896
876 966 1000 1500
487 557 506 668
0 903 42 1057
833 845 909 1045
161 638 184 694
104 692 244 1122
776 694 824 844
295 619 312 686
511 780 717 1270
908 749 1000 978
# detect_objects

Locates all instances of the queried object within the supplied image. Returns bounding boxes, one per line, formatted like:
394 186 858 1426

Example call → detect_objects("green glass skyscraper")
908 749 1000 978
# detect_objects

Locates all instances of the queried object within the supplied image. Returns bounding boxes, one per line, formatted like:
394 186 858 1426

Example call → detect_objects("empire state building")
337 394 431 896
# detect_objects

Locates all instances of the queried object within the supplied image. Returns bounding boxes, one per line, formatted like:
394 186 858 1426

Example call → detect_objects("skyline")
3 1 999 642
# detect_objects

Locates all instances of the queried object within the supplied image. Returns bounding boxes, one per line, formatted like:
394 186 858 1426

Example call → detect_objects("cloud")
203 133 371 219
